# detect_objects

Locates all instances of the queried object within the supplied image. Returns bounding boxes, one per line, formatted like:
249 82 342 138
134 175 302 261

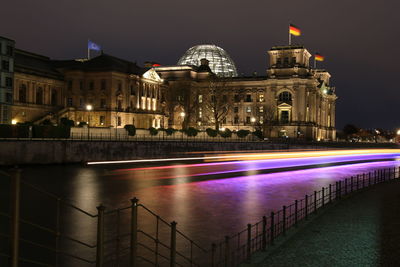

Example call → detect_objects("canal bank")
0 140 296 165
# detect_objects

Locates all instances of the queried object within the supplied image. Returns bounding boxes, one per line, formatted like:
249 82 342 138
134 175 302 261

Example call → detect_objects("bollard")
270 212 275 245
314 191 317 213
211 243 216 267
374 171 377 184
170 221 177 267
329 184 332 203
294 200 298 226
224 236 230 267
96 205 106 267
130 198 139 267
338 181 342 199
10 169 21 267
305 195 308 220
247 224 251 261
322 187 325 207
262 216 267 250
282 205 287 235
344 178 347 195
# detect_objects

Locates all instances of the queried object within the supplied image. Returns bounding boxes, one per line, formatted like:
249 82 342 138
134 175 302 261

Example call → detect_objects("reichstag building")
0 36 336 140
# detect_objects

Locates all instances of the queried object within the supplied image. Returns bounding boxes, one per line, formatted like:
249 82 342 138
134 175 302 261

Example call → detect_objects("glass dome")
177 44 238 77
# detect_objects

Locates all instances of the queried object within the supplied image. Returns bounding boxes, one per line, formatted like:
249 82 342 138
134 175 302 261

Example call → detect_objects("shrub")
60 117 75 127
206 128 218 137
220 128 232 138
165 128 176 136
237 129 250 138
184 127 199 137
124 124 136 136
149 127 158 136
252 129 264 140
41 119 53 126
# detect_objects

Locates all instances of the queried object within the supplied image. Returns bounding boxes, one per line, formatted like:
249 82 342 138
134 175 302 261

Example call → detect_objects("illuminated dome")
177 44 238 77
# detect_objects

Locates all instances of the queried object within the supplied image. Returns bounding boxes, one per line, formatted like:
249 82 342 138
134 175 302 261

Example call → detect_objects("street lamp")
86 104 92 139
397 129 400 135
251 117 256 132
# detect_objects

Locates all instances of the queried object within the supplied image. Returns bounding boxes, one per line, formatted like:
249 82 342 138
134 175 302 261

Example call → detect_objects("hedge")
124 124 136 136
237 129 250 138
220 128 232 138
149 127 158 136
206 128 218 137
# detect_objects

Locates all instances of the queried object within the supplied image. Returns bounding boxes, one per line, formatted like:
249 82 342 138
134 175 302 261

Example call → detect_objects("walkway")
244 179 400 267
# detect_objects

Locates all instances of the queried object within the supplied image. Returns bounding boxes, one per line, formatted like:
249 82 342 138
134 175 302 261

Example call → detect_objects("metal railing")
1 167 399 266
210 167 400 266
0 169 208 266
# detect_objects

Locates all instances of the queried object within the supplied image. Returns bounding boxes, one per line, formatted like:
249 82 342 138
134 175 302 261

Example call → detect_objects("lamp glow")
11 119 17 125
86 104 93 111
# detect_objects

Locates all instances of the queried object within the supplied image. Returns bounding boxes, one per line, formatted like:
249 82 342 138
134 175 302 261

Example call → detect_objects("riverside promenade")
245 179 400 267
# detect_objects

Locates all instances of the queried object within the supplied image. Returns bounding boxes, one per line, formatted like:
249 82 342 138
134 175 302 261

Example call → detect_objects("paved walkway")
244 179 400 267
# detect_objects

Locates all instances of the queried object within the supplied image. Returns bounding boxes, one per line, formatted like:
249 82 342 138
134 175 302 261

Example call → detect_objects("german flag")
289 24 301 36
315 53 325 61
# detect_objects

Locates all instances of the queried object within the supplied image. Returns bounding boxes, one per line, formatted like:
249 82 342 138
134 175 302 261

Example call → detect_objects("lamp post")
251 117 256 132
86 104 92 139
396 129 400 143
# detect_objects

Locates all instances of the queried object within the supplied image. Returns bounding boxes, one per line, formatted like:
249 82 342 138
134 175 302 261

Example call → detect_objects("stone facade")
2 36 336 141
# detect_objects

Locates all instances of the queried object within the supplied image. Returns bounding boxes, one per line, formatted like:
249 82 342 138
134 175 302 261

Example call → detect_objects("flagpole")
314 56 316 69
289 28 291 46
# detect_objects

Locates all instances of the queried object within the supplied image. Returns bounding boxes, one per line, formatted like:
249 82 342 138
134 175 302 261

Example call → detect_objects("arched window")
278 91 292 103
19 84 27 103
36 87 43 105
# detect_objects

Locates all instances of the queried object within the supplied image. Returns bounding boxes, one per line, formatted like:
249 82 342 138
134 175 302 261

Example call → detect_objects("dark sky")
1 0 399 130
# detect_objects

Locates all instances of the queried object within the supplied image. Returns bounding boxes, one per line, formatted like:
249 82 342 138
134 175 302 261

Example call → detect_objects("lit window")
258 94 264 102
246 106 251 113
198 95 203 103
259 106 264 113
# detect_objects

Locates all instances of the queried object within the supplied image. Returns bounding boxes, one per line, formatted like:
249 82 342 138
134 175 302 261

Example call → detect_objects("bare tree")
201 77 231 131
165 81 199 129
262 102 277 138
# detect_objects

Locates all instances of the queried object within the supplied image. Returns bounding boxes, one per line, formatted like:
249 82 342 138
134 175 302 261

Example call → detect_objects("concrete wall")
0 140 289 165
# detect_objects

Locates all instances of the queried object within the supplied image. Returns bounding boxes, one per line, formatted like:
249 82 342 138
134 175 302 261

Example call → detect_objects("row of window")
232 106 266 113
197 94 265 103
18 85 59 105
67 79 161 99
1 60 10 72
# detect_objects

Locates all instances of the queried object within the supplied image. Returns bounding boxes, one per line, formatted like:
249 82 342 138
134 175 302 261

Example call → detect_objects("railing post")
374 171 377 184
282 205 287 235
322 187 325 207
344 178 347 195
10 169 21 267
305 195 308 220
356 175 359 190
96 204 106 267
211 243 216 267
270 212 275 245
262 216 267 250
329 184 332 203
170 221 177 267
368 172 371 186
350 176 353 192
294 200 298 226
314 191 317 213
247 224 251 260
363 173 365 188
130 198 139 267
224 236 230 267
338 181 342 199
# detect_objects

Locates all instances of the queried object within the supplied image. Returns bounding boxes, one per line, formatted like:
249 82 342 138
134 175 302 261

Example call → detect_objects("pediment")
142 68 163 82
278 102 292 108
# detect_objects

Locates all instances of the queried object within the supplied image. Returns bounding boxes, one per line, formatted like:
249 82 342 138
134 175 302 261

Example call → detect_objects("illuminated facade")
3 35 336 140
177 44 238 77
157 45 337 141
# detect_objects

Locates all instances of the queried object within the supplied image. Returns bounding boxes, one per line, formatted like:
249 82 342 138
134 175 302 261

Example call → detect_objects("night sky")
1 0 399 130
